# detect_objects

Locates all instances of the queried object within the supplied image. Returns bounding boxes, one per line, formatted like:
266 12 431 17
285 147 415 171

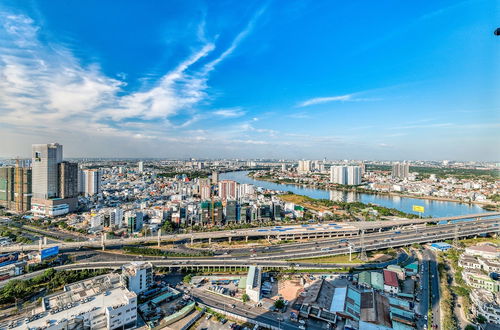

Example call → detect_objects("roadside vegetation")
288 249 397 264
123 246 214 258
437 253 458 329
0 268 109 305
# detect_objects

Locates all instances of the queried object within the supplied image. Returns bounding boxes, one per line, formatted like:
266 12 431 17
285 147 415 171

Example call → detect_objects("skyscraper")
32 143 62 199
137 161 144 173
31 143 78 216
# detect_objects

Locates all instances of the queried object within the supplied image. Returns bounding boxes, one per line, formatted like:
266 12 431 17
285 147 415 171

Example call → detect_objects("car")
221 318 228 324
299 326 306 330
231 304 236 308
205 314 212 320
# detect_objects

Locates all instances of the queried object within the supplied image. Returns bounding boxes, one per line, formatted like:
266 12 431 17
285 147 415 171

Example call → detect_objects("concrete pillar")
191 237 194 244
101 232 105 251
228 237 232 243
43 237 47 246
245 236 248 242
157 229 161 247
208 237 212 244
38 239 42 252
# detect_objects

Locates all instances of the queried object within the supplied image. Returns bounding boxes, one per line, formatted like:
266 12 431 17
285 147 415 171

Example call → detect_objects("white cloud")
297 92 380 107
298 94 354 107
212 108 246 118
0 8 263 150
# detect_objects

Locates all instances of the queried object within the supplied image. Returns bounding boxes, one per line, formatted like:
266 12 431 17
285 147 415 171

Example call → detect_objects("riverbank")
248 172 498 208
278 193 420 219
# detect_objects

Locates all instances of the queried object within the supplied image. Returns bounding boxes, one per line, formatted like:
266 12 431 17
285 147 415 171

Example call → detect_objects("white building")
465 244 500 259
109 208 124 227
15 273 137 330
470 289 500 325
298 160 312 174
347 166 362 185
138 161 144 173
32 143 63 200
246 266 261 302
81 169 101 197
330 166 347 185
121 261 153 294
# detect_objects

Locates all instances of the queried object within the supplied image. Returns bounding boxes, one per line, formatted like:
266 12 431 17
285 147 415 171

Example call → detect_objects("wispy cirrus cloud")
297 92 379 107
0 6 266 145
212 107 246 118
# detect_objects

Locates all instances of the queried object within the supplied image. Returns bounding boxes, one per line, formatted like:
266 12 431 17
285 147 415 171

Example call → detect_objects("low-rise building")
459 255 482 270
383 270 399 294
465 244 500 259
464 271 500 292
470 289 500 325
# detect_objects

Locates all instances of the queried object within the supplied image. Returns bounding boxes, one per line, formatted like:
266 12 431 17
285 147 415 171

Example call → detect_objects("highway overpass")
1 212 498 253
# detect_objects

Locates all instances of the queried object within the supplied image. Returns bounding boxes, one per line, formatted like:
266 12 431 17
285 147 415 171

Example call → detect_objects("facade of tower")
30 143 78 216
32 143 62 199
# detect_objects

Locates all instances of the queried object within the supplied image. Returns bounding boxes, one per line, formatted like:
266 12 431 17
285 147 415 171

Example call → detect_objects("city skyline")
0 1 499 160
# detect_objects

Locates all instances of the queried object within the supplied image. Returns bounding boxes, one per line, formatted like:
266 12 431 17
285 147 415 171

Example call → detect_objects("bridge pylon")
359 230 368 261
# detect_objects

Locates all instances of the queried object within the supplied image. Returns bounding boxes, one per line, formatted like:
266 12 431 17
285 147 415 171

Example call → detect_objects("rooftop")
383 270 399 287
14 273 136 330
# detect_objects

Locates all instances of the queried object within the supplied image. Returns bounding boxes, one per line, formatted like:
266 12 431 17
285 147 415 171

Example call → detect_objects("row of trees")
0 269 108 305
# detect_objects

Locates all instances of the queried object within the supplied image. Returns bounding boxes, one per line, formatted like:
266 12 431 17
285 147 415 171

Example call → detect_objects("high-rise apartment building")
330 166 361 185
392 163 410 179
218 180 238 200
81 169 101 197
0 164 32 212
137 161 144 173
58 162 78 198
298 160 312 174
31 143 78 216
330 166 347 184
347 166 362 185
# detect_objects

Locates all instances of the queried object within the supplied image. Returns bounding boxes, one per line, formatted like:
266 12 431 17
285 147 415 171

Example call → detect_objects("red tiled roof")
383 270 399 287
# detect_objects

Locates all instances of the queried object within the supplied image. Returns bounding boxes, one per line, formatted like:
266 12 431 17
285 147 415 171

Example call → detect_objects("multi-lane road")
1 212 498 253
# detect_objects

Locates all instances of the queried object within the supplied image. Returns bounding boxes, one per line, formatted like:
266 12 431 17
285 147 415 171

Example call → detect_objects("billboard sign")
412 205 425 213
41 246 59 260
0 252 19 267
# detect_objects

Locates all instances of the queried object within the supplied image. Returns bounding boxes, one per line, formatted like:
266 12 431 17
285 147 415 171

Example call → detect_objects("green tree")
274 299 285 309
476 314 487 324
242 294 249 303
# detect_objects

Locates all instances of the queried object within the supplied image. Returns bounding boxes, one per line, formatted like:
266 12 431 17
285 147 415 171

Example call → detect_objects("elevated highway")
1 212 498 253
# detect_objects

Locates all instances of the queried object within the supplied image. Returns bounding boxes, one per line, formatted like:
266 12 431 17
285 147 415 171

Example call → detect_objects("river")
219 171 487 217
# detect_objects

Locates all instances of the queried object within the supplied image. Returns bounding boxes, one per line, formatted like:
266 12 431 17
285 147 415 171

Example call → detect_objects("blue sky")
0 0 498 160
